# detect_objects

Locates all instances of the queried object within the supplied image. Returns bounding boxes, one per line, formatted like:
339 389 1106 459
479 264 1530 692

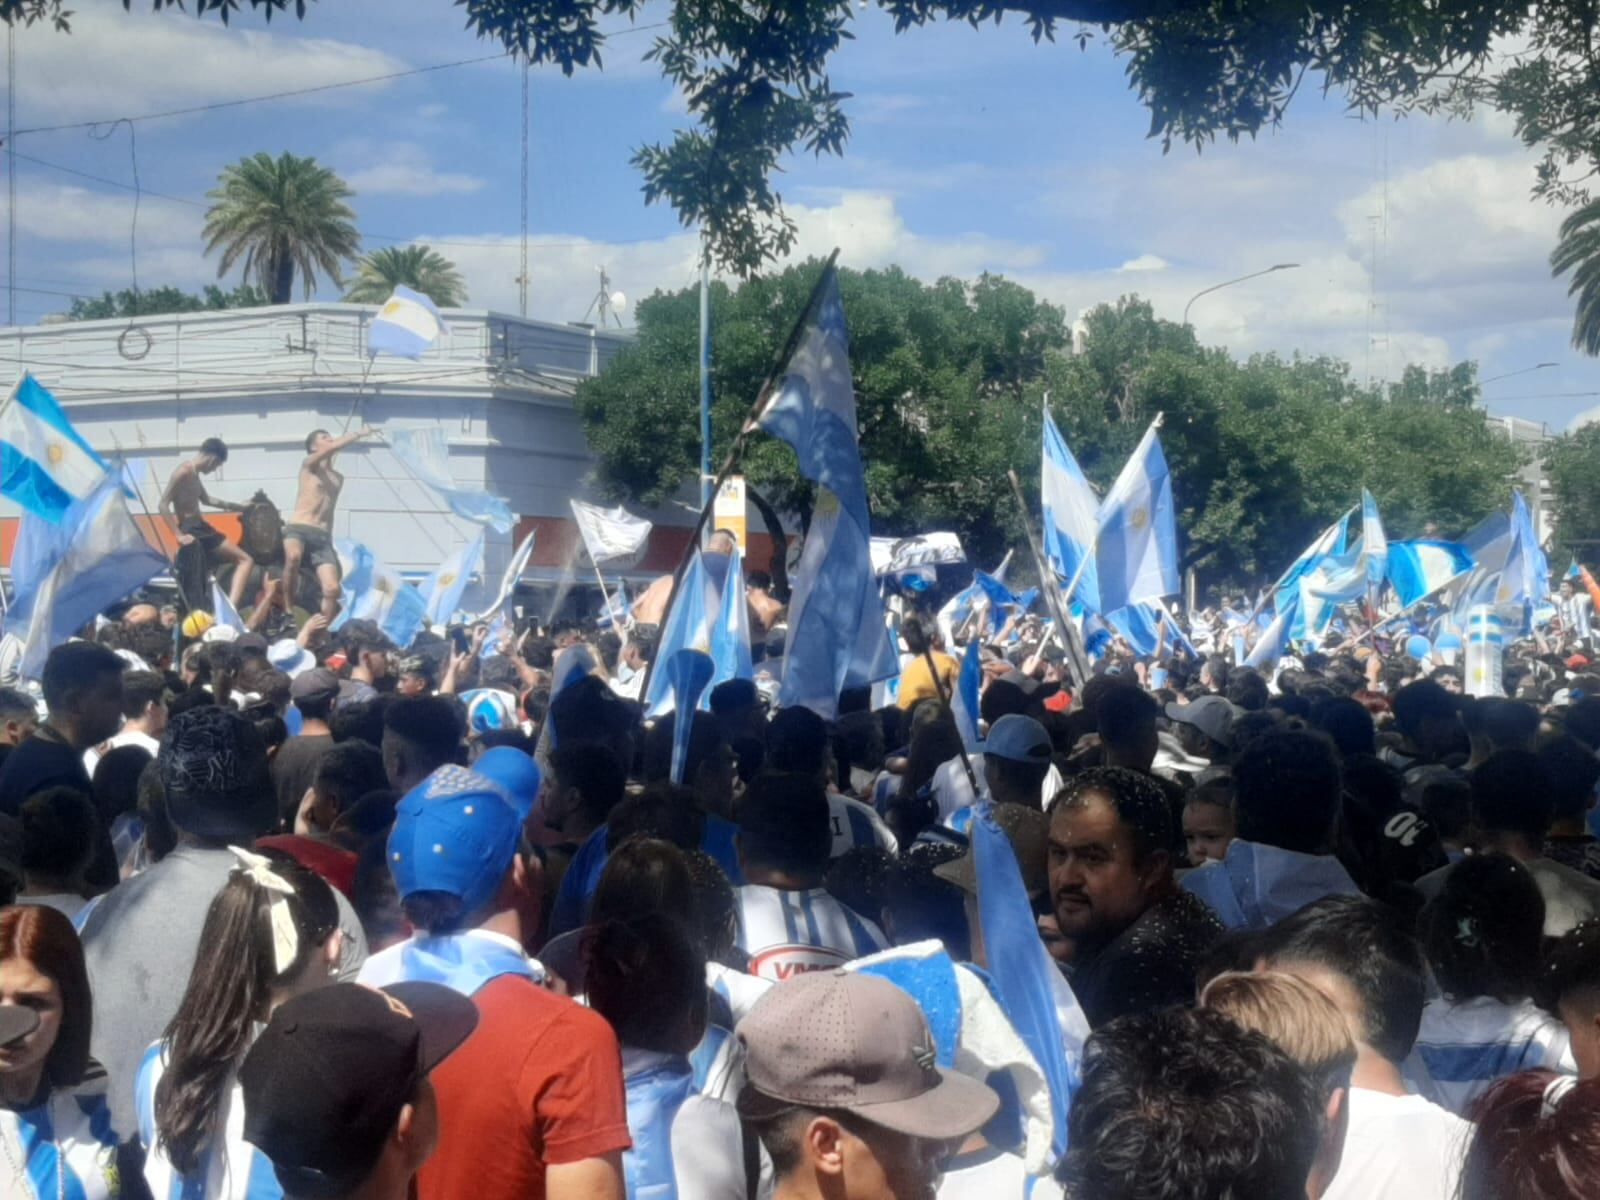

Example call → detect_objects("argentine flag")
756 265 896 717
1362 488 1388 591
644 548 717 717
368 285 447 359
423 533 485 626
1041 409 1101 612
1095 420 1179 615
19 474 166 680
1387 540 1474 609
334 540 428 648
1273 509 1353 620
951 636 982 753
0 373 110 523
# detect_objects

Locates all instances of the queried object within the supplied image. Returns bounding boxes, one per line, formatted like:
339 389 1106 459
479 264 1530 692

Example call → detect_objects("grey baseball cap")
735 970 999 1141
1164 695 1244 750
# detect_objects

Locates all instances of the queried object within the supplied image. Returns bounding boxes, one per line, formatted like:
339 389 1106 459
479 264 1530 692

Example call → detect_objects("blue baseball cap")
982 714 1052 764
388 766 522 915
473 746 542 822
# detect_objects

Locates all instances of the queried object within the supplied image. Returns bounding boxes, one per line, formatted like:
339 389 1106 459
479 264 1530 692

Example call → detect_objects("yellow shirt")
897 651 957 710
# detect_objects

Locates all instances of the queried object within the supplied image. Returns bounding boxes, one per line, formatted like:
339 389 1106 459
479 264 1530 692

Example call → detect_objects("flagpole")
1006 469 1092 690
639 249 841 705
590 563 617 628
903 616 980 795
339 352 378 435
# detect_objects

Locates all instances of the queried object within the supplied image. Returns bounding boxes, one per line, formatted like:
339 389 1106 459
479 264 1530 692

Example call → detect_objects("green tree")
45 0 1600 305
578 266 1520 582
344 245 468 308
67 282 270 321
202 151 360 304
1544 423 1600 551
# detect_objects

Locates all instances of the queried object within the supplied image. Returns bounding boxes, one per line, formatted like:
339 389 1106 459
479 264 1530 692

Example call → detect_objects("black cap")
240 982 478 1198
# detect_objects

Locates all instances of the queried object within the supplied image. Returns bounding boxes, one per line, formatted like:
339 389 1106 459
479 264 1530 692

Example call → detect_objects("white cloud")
12 9 409 126
12 183 200 247
347 164 484 197
1119 254 1168 272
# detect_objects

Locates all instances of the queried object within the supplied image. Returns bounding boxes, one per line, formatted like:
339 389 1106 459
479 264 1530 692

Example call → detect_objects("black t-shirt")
0 729 91 816
1069 887 1225 1028
270 733 335 827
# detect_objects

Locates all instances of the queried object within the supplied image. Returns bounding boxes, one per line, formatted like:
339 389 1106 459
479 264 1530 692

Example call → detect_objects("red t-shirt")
418 974 632 1200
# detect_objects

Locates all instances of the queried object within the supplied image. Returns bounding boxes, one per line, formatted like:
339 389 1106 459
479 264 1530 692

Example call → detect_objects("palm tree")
1553 198 1600 355
202 152 360 305
344 245 468 308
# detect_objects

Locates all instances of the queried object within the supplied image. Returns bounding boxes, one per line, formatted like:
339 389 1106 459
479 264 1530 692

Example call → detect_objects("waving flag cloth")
972 803 1088 1167
387 425 515 534
664 650 717 784
19 474 166 680
755 265 896 717
951 637 983 754
368 285 447 360
1094 419 1179 616
478 529 536 621
644 549 719 717
1041 409 1102 613
1496 490 1548 629
211 580 245 633
707 540 754 699
1298 547 1368 641
423 533 485 626
333 540 428 649
570 499 652 568
1385 540 1475 610
1272 509 1354 621
1362 488 1388 601
7 506 79 627
0 373 110 524
1245 595 1298 673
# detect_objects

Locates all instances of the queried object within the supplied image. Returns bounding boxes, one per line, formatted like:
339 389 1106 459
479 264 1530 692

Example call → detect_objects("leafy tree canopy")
1543 423 1600 552
578 263 1521 583
67 282 270 321
11 0 1593 299
344 245 468 307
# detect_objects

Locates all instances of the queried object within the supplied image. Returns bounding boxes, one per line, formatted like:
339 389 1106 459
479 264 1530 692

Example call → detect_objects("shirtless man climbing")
159 437 254 612
282 426 378 621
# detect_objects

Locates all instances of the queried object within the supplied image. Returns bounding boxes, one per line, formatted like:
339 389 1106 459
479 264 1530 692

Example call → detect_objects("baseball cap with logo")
736 969 999 1140
387 766 522 915
240 981 477 1199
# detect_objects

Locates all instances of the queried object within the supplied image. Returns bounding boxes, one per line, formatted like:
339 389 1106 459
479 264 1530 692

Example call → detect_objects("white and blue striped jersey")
0 1066 121 1200
827 791 898 858
735 884 888 982
1408 996 1575 1116
620 1049 757 1200
136 1041 282 1200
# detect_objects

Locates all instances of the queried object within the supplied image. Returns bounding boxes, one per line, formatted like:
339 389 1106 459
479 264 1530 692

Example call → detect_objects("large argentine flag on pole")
1094 419 1179 615
756 265 896 717
1041 410 1101 614
368 286 447 359
423 533 486 625
0 374 110 523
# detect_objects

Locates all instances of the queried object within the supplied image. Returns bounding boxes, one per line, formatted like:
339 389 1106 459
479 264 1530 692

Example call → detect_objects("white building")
0 302 755 617
1487 413 1555 546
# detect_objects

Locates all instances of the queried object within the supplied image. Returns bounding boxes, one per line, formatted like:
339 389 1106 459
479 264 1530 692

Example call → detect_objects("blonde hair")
1201 970 1356 1096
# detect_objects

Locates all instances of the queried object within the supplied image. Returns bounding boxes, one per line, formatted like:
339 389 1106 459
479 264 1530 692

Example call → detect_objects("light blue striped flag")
423 533 485 626
756 265 896 717
333 540 428 648
1273 509 1353 623
0 373 110 523
706 541 754 703
1041 409 1101 612
19 473 166 680
1386 540 1474 609
1094 420 1179 615
951 636 982 753
387 426 514 534
368 285 447 359
1362 488 1388 592
972 802 1086 1166
645 548 717 717
666 649 716 784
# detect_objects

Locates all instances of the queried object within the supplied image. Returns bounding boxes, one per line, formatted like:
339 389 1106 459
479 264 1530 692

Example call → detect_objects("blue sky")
9 2 1600 431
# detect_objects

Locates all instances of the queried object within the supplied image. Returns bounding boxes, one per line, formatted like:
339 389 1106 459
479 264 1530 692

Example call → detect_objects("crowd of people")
1 494 1600 1200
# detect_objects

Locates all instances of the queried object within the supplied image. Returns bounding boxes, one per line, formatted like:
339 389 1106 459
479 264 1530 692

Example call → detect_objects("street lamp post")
1183 263 1300 326
1480 362 1557 386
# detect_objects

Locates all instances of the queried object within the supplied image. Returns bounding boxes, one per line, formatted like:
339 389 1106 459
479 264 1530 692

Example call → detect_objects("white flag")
570 499 652 568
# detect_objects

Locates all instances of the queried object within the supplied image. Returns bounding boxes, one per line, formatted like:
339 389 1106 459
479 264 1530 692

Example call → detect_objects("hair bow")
228 845 300 977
